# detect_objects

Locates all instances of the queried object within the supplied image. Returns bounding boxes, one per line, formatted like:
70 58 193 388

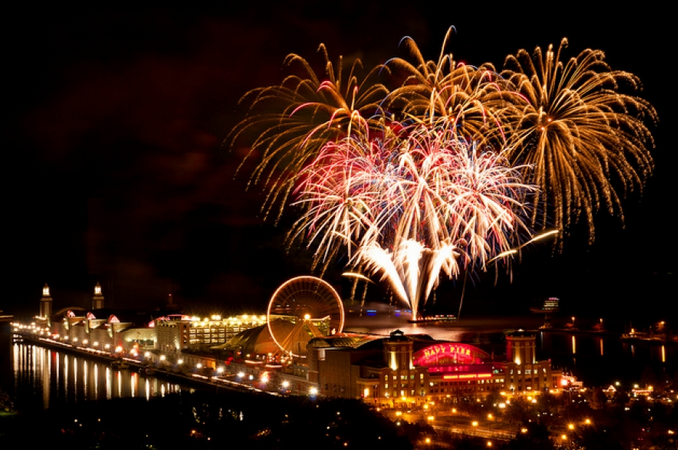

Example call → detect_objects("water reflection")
12 343 182 412
572 335 576 354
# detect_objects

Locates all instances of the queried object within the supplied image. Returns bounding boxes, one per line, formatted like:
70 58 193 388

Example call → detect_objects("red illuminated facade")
307 330 562 406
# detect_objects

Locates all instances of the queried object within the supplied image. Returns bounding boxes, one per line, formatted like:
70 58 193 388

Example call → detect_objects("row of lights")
151 352 319 397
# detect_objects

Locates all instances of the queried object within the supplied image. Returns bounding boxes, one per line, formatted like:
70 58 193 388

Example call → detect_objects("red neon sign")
413 343 489 366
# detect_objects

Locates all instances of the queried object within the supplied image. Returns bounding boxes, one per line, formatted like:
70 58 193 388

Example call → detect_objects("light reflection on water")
11 343 183 412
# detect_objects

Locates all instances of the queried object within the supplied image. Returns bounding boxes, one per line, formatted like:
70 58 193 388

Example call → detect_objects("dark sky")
4 3 675 321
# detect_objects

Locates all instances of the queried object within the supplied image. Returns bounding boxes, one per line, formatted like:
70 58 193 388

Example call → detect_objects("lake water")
6 343 185 414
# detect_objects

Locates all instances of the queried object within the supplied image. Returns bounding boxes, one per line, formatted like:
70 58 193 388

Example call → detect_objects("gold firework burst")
385 27 514 149
229 44 390 220
502 38 657 242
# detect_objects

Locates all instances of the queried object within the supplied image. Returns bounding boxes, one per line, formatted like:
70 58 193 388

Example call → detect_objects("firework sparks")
384 27 513 149
502 38 657 242
231 29 656 318
289 123 533 319
229 44 390 220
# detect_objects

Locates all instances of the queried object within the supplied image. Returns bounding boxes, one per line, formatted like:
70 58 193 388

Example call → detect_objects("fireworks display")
229 44 390 220
289 123 532 319
384 27 512 149
502 38 657 242
231 28 656 319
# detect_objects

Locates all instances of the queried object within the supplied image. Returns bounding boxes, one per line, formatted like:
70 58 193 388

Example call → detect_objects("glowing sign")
413 343 489 366
443 373 492 380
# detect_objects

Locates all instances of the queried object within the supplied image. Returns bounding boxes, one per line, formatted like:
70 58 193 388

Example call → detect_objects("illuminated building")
306 330 562 405
155 315 191 355
92 282 105 310
502 331 560 393
155 314 268 355
39 283 52 325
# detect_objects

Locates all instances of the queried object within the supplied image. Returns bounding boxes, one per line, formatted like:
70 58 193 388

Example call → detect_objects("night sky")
4 3 675 322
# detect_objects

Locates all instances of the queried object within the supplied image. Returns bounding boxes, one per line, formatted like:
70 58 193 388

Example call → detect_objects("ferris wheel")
266 276 345 357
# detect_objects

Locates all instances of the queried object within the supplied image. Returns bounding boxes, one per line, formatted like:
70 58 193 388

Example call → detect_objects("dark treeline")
0 390 412 449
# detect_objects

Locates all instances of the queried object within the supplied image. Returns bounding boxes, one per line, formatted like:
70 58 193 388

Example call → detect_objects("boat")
407 314 457 324
530 297 560 314
531 297 559 329
621 331 665 342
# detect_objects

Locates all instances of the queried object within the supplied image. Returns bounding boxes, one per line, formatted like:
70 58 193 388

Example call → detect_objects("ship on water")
530 297 559 328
